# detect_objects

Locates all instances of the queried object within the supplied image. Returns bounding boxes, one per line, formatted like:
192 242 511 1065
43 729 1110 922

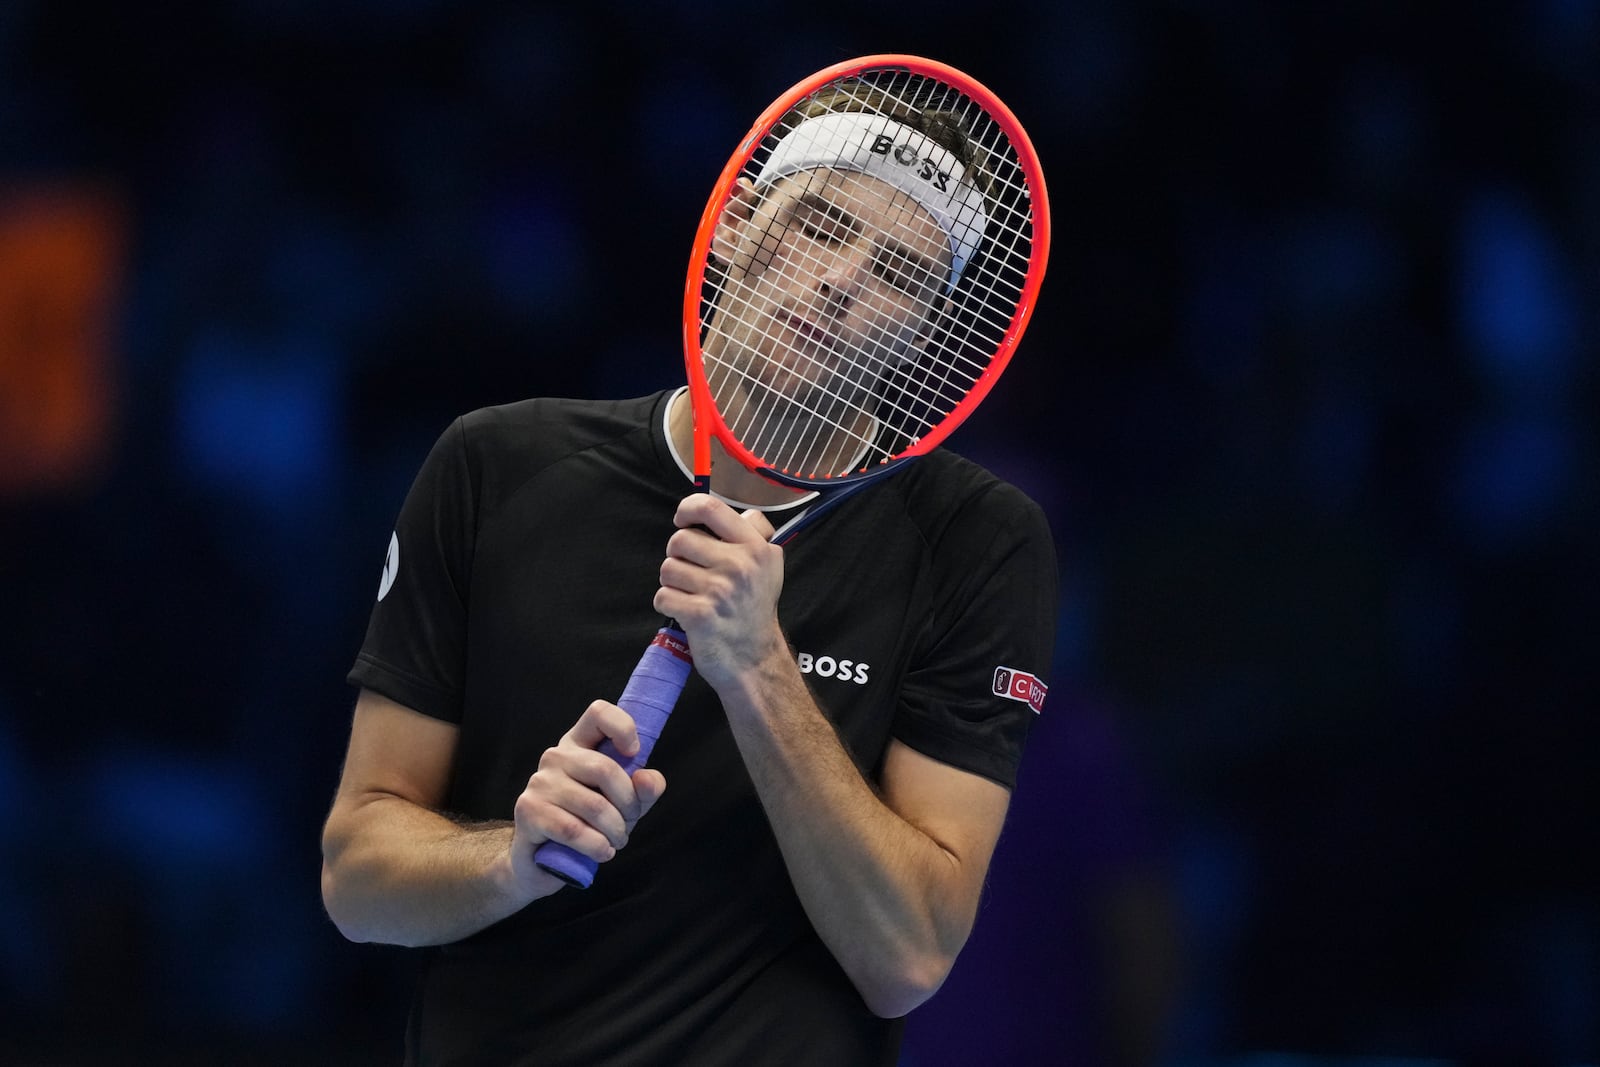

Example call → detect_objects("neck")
668 389 814 508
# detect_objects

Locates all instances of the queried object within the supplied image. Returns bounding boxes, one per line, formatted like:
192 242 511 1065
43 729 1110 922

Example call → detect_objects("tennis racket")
534 53 1050 888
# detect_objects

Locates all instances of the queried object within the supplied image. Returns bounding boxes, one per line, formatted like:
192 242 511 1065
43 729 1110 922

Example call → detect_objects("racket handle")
533 626 693 889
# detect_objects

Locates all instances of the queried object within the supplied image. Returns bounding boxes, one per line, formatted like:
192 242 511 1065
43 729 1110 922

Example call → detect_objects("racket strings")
702 65 1039 480
703 255 894 473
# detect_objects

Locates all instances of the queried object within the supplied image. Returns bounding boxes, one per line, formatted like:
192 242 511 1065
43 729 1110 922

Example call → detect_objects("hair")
777 79 995 203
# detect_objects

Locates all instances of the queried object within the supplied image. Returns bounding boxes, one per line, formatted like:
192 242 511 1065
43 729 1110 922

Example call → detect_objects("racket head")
682 55 1051 490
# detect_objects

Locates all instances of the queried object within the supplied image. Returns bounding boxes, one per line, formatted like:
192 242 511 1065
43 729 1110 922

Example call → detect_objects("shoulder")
894 450 1053 561
457 392 668 458
445 391 671 494
399 391 672 525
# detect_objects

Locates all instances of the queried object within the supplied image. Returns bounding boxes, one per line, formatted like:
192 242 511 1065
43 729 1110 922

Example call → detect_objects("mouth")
777 310 839 355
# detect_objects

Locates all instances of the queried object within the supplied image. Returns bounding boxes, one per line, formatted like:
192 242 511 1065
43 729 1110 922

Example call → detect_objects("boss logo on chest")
796 652 871 685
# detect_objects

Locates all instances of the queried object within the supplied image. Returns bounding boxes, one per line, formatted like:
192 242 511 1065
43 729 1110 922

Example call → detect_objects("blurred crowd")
1 2 1595 1063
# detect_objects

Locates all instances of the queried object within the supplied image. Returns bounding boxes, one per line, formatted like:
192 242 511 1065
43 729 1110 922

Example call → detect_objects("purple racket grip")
533 627 693 889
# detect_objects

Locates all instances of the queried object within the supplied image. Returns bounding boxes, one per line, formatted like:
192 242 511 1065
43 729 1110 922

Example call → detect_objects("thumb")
630 768 668 825
740 508 776 541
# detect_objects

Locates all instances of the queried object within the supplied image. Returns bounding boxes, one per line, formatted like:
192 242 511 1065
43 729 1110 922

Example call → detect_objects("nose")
816 246 871 310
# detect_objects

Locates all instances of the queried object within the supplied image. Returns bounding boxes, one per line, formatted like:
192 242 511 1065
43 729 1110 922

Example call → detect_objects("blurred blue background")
2 1 1596 1064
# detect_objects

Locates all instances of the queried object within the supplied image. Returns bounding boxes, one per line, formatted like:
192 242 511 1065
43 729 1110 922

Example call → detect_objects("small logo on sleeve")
992 666 1047 713
377 531 399 602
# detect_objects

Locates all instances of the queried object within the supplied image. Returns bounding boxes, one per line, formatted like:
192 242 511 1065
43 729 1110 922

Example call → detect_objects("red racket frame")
680 54 1052 490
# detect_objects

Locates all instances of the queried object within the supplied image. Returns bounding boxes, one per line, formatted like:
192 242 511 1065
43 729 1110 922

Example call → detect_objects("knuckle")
572 785 613 824
549 810 586 843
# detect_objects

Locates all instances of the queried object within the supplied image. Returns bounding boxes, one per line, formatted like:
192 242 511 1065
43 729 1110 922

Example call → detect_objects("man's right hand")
322 691 669 946
508 699 669 894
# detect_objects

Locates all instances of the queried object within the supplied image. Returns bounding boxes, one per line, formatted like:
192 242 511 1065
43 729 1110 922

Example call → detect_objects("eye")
873 248 934 299
800 218 847 244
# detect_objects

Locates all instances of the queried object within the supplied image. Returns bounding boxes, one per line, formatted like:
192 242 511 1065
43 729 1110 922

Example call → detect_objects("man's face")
704 168 953 471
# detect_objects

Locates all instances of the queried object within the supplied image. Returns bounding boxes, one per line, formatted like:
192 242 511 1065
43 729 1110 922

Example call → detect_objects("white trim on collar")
660 388 819 513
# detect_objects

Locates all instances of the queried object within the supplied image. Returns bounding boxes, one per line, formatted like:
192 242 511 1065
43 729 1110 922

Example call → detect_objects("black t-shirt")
350 390 1057 1066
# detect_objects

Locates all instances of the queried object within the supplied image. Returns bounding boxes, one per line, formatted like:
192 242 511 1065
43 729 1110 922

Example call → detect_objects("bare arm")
320 688 666 947
719 660 1009 1019
656 495 1010 1018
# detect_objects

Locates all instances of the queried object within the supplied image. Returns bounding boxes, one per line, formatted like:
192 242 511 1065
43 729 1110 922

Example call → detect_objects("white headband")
754 112 990 289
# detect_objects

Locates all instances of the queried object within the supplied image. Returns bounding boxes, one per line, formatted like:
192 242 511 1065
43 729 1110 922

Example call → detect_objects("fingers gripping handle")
533 627 693 889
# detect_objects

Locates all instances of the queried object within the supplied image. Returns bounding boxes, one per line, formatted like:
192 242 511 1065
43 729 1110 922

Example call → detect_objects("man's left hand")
654 494 786 693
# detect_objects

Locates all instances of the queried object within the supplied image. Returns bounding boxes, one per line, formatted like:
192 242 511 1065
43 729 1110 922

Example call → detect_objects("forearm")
320 794 545 948
656 495 1000 1014
718 651 979 1017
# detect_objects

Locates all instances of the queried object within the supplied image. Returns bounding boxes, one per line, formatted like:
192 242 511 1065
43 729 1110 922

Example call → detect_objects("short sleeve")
347 417 477 723
891 485 1058 789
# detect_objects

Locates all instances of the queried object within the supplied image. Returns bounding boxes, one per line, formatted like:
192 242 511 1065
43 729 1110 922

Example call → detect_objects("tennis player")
321 80 1056 1065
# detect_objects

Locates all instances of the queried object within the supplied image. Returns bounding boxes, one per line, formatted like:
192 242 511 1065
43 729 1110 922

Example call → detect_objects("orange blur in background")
0 184 124 496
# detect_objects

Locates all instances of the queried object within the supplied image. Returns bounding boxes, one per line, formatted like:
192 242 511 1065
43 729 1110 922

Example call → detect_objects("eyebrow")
794 192 942 290
795 192 862 237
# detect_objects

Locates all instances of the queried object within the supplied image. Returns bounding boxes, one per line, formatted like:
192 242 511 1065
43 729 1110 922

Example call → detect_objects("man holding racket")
321 57 1055 1065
